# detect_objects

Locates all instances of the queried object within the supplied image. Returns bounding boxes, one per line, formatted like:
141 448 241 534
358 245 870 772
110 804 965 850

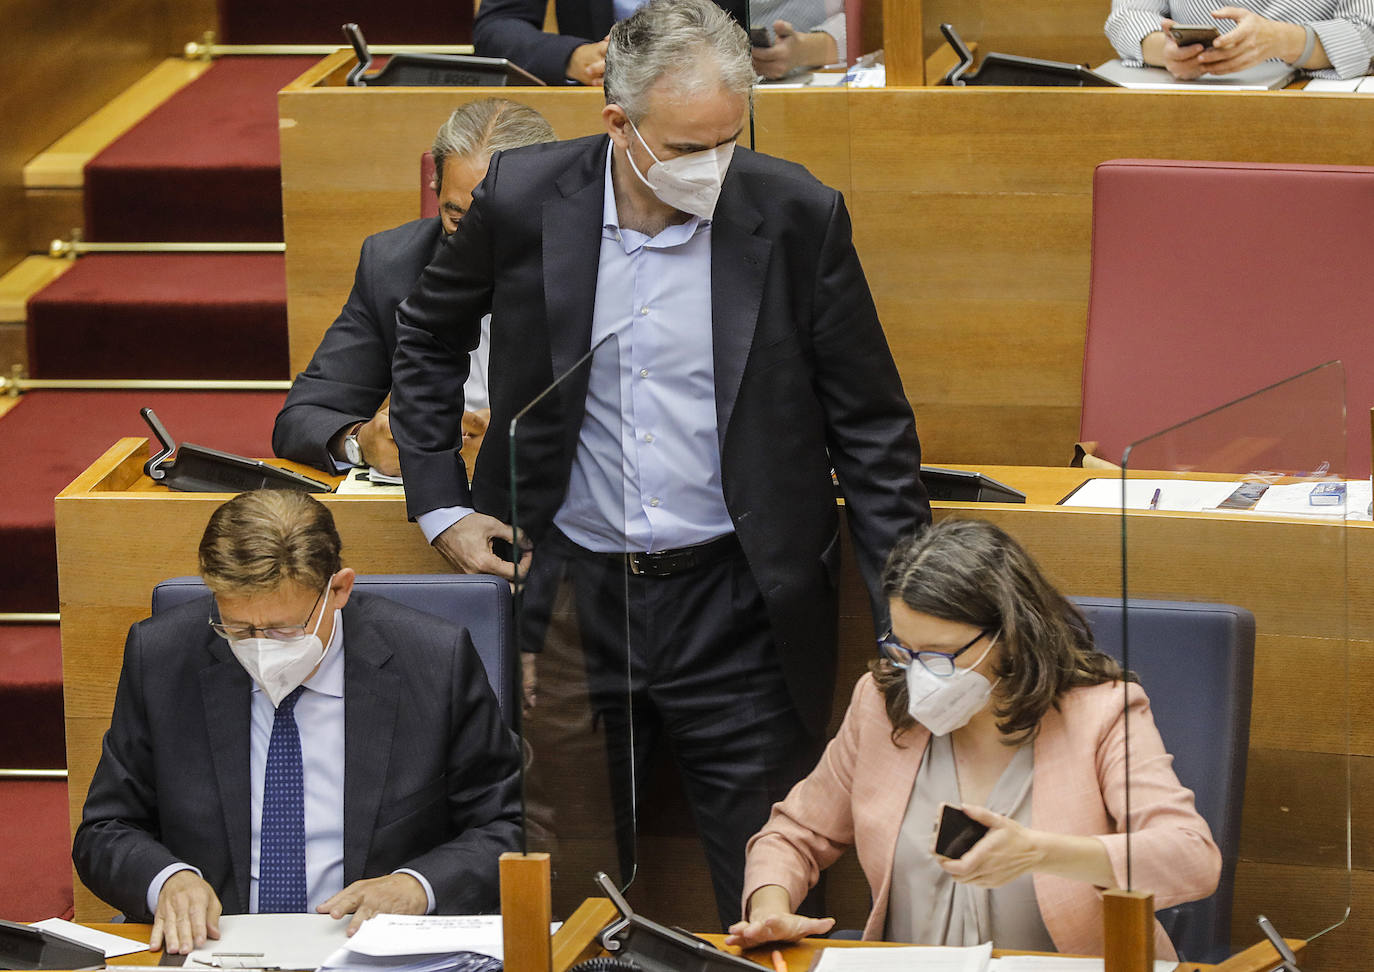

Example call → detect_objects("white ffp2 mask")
905 638 999 736
626 118 735 221
226 594 332 707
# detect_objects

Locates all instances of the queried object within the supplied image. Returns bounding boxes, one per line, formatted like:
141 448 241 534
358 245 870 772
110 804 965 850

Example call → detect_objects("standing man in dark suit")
272 99 555 476
73 490 520 953
391 0 928 926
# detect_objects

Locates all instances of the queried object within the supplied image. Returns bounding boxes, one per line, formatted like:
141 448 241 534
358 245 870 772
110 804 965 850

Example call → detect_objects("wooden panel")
278 81 606 374
0 255 71 323
921 0 1116 66
23 189 83 253
882 0 923 85
0 0 215 275
1231 863 1365 971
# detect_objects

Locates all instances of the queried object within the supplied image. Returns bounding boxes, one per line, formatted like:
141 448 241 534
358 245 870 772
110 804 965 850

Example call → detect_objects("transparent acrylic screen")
1119 362 1351 962
511 333 637 917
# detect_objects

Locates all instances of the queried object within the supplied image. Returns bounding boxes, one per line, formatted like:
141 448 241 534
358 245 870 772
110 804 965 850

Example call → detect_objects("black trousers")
519 528 824 929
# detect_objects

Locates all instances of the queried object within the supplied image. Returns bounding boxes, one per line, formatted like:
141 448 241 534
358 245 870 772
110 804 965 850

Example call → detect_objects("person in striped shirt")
1106 1 1374 79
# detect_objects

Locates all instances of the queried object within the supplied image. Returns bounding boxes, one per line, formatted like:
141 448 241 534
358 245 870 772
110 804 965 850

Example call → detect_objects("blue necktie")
258 685 308 913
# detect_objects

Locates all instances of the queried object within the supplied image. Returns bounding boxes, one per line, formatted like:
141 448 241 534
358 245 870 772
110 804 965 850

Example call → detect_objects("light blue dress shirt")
145 614 436 915
419 145 734 553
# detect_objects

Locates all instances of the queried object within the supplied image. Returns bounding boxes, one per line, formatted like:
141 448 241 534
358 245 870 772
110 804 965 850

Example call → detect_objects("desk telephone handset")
141 407 330 494
574 872 760 972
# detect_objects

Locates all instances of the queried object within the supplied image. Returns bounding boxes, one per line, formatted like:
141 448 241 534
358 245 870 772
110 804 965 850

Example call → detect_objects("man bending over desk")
73 490 521 953
272 99 555 477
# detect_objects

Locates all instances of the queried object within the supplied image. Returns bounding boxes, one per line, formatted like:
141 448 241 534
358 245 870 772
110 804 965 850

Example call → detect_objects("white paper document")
339 915 505 960
1059 478 1241 511
1250 479 1373 519
811 943 993 972
1303 77 1364 91
1093 58 1295 89
183 913 351 970
334 467 406 496
29 918 147 958
989 959 1179 971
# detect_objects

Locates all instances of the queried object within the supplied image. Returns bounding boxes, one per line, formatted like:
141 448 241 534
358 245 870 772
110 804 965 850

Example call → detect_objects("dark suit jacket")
72 593 522 920
273 218 444 472
390 134 929 734
473 0 744 83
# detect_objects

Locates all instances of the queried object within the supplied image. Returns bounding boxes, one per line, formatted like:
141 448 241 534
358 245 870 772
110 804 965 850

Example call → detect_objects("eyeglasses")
209 586 327 642
878 628 990 677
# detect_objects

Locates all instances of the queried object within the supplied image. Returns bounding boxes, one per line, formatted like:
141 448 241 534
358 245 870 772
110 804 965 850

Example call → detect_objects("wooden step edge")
0 256 73 324
23 58 213 190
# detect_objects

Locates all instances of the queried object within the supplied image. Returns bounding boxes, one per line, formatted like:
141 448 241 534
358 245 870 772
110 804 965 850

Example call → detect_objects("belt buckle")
626 552 643 575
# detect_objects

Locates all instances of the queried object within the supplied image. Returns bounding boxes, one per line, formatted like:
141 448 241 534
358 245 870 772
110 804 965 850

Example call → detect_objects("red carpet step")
0 389 286 613
218 0 471 43
0 626 64 769
26 253 287 380
83 57 315 243
0 780 74 921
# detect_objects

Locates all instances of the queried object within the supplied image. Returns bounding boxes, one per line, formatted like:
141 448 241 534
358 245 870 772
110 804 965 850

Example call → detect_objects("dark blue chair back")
152 574 515 727
1071 597 1255 963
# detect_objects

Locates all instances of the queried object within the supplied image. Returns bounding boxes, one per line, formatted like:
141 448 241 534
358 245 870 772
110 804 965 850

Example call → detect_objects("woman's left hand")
936 804 1044 888
1199 8 1305 74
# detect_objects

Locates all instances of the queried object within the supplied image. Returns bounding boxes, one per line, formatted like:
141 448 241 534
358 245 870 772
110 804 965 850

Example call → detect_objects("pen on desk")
1148 488 1161 510
771 949 789 972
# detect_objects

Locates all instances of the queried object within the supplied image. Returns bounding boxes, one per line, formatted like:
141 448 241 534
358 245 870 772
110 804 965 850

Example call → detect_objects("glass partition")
1119 362 1351 963
510 333 637 917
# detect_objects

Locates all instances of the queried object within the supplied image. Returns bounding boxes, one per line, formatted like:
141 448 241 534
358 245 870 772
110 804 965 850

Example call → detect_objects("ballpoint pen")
1148 488 1161 510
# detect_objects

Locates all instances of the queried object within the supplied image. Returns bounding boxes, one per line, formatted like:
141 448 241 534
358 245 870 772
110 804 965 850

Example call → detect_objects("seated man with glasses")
74 489 521 953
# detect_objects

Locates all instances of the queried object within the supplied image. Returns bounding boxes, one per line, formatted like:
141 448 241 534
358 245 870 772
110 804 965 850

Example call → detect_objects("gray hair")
604 0 754 123
432 99 555 189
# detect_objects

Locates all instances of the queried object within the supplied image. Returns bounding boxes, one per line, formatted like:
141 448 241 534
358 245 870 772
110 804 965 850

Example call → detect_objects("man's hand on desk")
150 870 222 954
432 513 532 582
357 406 401 478
725 885 835 948
318 873 428 935
566 38 608 85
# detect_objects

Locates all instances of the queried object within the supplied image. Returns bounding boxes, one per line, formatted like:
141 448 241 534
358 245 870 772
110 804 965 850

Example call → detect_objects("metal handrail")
0 769 67 780
0 613 59 623
3 370 292 397
50 238 285 258
183 30 474 60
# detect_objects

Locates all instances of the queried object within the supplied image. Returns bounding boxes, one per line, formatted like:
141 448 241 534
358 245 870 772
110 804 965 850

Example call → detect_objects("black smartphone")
1168 24 1220 48
1218 482 1269 510
749 26 775 47
932 802 989 859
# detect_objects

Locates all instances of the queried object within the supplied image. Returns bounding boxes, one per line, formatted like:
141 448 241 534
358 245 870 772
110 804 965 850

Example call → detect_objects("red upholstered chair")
1081 159 1374 477
421 151 439 219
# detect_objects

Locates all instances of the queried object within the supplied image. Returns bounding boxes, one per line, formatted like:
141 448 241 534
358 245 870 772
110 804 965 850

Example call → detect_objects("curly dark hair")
872 518 1132 744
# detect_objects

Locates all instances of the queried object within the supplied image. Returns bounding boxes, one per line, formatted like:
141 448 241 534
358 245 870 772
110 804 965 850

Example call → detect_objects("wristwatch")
342 423 365 467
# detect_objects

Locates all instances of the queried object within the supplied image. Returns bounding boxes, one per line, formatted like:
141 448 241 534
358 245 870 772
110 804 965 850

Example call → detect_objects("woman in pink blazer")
727 519 1220 959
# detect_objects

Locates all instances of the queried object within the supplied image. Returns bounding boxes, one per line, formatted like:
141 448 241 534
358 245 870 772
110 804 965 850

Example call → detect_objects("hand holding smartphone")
750 25 776 47
931 802 990 859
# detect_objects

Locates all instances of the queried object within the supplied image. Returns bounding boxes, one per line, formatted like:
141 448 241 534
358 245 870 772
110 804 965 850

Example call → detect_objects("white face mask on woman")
905 638 999 736
626 118 735 221
225 588 332 707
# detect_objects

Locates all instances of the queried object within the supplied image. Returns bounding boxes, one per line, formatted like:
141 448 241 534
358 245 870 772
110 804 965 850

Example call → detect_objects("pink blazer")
742 675 1221 959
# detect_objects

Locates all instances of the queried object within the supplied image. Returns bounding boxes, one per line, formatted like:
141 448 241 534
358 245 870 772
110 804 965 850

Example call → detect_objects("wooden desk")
56 445 1365 966
62 920 1303 972
277 60 1374 470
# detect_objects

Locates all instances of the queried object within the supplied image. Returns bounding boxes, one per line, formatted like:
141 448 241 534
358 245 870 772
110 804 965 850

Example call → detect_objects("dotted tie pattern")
258 685 308 913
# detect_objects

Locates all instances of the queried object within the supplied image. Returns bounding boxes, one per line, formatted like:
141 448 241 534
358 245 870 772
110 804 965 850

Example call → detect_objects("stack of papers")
1304 76 1374 92
1060 477 1373 520
184 914 351 969
322 915 506 972
810 945 1180 972
28 919 147 959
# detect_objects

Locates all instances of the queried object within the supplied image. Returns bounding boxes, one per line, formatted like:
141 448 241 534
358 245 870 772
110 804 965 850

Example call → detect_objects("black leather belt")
590 533 741 578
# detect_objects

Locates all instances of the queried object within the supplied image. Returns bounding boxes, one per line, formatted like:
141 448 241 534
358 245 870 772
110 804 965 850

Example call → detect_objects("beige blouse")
885 733 1057 951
